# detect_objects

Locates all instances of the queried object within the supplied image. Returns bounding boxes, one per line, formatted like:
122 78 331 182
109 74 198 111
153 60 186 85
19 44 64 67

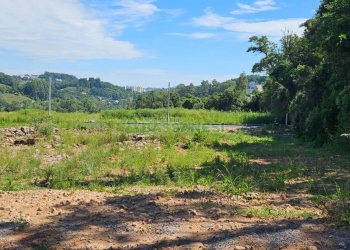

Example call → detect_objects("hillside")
0 72 134 112
0 72 266 113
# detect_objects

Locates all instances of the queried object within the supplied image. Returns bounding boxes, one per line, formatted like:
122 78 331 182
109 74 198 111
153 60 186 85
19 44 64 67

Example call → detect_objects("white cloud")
193 10 306 40
231 0 278 15
110 0 159 27
0 0 143 60
193 9 235 28
86 0 184 32
168 32 217 39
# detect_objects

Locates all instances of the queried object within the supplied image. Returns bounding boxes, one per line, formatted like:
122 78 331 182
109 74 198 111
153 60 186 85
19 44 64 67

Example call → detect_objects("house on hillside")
248 81 263 92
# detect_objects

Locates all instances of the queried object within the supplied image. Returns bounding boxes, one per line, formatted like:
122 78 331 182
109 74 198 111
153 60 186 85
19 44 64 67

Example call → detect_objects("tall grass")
101 108 273 124
0 109 99 128
0 109 272 127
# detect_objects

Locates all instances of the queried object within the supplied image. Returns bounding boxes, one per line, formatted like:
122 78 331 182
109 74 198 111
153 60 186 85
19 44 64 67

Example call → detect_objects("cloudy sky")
0 0 319 87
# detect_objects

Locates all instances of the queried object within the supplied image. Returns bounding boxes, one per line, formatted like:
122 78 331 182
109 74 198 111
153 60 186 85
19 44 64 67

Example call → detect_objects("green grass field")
0 109 273 128
0 110 349 224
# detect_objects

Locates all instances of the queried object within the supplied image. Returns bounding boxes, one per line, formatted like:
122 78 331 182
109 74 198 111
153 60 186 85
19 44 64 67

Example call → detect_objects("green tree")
23 79 49 101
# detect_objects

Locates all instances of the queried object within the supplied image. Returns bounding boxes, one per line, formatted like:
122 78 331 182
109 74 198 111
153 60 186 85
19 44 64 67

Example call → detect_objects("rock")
188 209 198 216
244 192 259 200
227 128 237 133
13 138 35 146
185 242 206 249
234 246 245 250
338 242 346 249
26 138 36 145
20 126 31 135
132 134 147 142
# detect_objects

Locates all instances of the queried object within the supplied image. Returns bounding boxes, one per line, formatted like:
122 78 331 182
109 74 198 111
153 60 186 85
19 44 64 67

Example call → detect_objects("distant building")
248 81 263 92
18 74 39 80
125 86 145 93
256 85 263 92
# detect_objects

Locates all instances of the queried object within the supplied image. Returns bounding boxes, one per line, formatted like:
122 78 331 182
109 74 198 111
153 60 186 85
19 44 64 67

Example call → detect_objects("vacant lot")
0 111 349 249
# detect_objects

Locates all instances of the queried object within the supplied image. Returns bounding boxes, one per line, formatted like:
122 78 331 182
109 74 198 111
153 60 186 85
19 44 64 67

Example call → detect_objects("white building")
125 86 145 93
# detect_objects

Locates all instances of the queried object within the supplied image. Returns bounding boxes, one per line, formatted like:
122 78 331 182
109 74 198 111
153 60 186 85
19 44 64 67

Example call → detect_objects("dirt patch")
0 189 349 250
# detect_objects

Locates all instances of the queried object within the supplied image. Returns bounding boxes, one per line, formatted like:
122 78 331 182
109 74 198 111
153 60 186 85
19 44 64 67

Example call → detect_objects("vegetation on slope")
248 0 350 145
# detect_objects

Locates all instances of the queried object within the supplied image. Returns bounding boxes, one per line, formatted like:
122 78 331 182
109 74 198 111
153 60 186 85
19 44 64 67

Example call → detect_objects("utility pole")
167 82 170 124
48 77 52 117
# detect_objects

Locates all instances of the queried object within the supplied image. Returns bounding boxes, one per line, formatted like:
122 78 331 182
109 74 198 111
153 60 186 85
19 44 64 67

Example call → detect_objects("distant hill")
0 72 134 112
0 71 267 112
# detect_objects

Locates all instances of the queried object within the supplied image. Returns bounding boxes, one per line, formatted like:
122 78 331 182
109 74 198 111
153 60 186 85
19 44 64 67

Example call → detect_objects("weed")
341 210 350 225
32 117 54 137
192 129 209 143
13 217 30 231
240 205 317 219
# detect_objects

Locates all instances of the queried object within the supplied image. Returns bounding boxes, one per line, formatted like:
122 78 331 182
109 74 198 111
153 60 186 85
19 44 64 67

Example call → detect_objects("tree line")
132 74 266 111
247 0 349 145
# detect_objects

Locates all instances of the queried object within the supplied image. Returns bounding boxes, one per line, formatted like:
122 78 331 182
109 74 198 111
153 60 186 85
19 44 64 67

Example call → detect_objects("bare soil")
0 189 349 250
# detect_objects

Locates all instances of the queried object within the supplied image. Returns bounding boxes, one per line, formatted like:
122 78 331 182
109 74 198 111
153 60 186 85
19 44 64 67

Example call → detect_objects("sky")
0 0 320 87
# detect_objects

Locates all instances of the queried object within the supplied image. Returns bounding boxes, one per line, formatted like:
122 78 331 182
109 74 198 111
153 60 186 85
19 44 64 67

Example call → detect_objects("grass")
0 108 273 127
0 93 31 103
101 108 273 124
13 217 30 231
0 110 349 223
239 205 318 219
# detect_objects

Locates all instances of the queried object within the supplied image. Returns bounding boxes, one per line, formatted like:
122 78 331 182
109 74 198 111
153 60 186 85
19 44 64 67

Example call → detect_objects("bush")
32 117 54 137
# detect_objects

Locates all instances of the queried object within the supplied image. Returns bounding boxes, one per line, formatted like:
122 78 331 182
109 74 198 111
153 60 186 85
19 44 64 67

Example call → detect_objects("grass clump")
32 117 55 137
13 217 30 231
239 205 317 219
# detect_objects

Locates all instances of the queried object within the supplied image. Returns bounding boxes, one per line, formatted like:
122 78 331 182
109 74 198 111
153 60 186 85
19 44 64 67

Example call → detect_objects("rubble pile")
0 126 36 146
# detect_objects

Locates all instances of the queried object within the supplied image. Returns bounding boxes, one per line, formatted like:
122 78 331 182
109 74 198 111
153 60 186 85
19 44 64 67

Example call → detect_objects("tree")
248 0 350 145
23 79 49 101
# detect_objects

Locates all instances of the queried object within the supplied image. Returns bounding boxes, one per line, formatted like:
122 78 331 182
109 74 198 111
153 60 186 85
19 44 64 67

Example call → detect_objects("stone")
185 242 206 250
132 134 147 142
234 246 245 250
338 242 346 249
188 209 198 216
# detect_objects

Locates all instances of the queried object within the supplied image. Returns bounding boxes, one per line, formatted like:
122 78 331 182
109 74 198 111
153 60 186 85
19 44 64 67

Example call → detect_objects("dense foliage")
248 0 350 145
0 71 265 113
133 74 266 111
0 72 133 112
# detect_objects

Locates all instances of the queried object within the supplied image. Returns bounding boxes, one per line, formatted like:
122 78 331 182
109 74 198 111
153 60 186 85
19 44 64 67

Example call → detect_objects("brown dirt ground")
0 189 349 250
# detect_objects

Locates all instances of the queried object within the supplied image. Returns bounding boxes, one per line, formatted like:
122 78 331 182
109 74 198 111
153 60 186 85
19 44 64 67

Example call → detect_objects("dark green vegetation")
0 72 133 112
134 74 266 111
0 71 265 113
248 0 350 145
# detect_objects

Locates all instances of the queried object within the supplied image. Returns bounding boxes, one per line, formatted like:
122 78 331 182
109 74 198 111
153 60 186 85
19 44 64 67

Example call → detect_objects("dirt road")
0 189 349 250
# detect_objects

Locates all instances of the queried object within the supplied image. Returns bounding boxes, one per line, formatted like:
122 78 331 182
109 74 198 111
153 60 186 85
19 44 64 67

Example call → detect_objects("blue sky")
0 0 320 87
